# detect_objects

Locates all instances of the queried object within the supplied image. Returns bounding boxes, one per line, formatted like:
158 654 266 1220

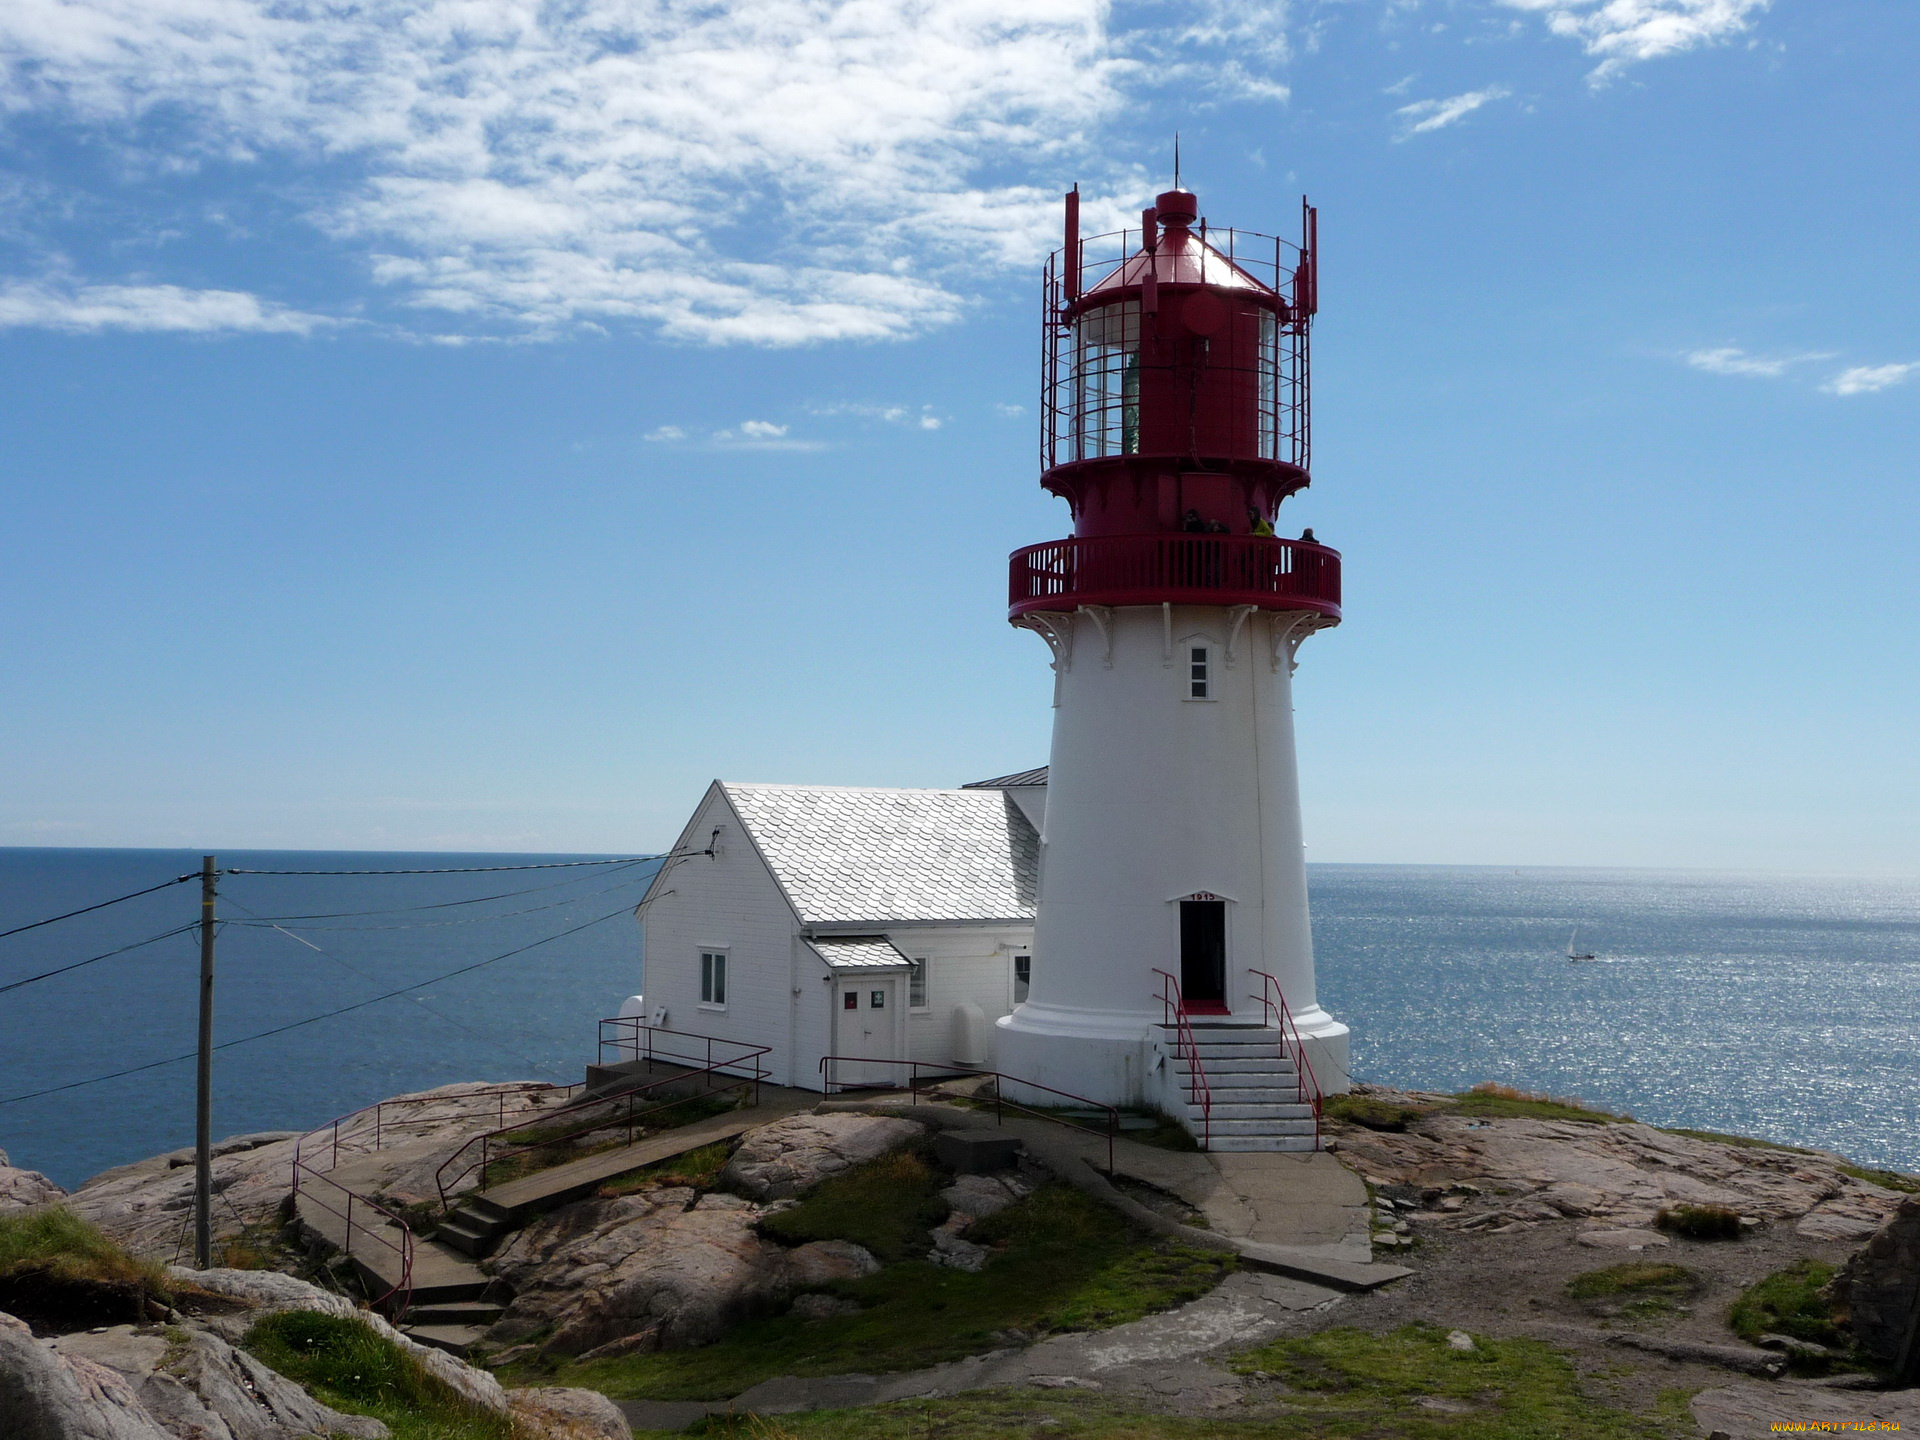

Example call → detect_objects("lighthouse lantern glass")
1070 301 1140 461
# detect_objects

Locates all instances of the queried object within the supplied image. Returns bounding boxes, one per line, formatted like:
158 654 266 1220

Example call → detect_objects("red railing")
434 1027 772 1211
1249 969 1324 1150
1009 534 1340 619
1152 969 1212 1149
817 1056 1119 1176
289 1081 578 1319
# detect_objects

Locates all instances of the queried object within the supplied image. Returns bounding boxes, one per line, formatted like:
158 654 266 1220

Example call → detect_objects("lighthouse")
993 184 1350 1150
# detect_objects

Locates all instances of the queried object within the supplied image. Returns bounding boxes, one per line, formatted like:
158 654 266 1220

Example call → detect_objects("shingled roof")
722 783 1038 925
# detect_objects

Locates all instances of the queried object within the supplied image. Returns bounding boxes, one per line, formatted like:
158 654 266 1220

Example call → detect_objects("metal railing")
817 1056 1120 1176
1152 969 1212 1149
434 1029 772 1211
1010 534 1340 619
289 1081 575 1320
1248 969 1324 1150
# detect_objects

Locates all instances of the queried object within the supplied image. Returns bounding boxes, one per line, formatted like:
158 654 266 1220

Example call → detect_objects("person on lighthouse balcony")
993 180 1352 1152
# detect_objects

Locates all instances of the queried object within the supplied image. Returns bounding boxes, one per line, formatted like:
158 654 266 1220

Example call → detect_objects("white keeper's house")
627 772 1046 1093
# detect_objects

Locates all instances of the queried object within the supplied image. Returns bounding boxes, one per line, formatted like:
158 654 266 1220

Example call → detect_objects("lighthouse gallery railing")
1010 534 1340 618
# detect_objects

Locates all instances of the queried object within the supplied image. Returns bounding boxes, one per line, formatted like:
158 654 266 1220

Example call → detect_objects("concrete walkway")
829 1096 1397 1288
478 1084 818 1219
621 1267 1346 1432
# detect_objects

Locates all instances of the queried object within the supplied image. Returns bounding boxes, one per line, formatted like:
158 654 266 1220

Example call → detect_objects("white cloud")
643 425 687 442
736 420 788 440
0 280 330 334
810 402 942 429
1823 363 1918 397
1394 86 1510 138
1685 346 1831 379
1497 0 1768 82
0 0 1130 344
995 403 1027 417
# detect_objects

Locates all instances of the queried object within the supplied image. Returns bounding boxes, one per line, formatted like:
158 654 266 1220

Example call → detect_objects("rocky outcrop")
1827 1195 1920 1366
720 1113 924 1200
489 1189 791 1358
65 1083 573 1260
0 1150 65 1213
1332 1087 1908 1241
173 1266 509 1415
486 1187 888 1361
506 1385 633 1440
1 1308 386 1440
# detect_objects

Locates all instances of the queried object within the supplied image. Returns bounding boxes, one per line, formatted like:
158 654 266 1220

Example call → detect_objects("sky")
1 0 1915 871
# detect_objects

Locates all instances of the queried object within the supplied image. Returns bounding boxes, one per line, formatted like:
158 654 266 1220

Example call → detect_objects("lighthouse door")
833 977 902 1088
1179 900 1228 1012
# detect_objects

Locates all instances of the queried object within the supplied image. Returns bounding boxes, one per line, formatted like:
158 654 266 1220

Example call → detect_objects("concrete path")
620 1268 1345 1432
828 1095 1397 1288
477 1085 817 1221
293 1139 491 1305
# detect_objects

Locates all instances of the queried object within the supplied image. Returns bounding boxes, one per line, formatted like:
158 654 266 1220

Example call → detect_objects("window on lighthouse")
1189 646 1211 699
1072 302 1140 461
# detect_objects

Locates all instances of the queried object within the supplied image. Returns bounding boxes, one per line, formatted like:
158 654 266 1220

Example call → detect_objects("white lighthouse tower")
993 185 1350 1150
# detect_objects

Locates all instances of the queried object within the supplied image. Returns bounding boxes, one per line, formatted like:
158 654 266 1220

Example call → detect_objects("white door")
832 976 902 1088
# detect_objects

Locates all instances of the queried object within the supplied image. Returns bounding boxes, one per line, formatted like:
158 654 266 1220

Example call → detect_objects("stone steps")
401 1323 490 1358
1162 1021 1319 1154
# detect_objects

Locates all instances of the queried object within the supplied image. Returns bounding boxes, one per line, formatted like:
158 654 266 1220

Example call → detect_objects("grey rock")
506 1385 633 1440
0 1150 66 1213
1 1308 385 1440
721 1113 923 1200
172 1266 508 1415
786 1240 880 1287
1826 1195 1920 1364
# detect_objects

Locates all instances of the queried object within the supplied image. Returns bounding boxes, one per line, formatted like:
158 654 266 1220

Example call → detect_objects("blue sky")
1 0 1915 870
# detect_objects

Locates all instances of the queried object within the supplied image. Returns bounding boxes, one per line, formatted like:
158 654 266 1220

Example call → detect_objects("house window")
699 951 727 1007
1189 646 1210 699
843 990 859 1010
1013 954 1031 1004
870 990 886 1009
908 958 928 1010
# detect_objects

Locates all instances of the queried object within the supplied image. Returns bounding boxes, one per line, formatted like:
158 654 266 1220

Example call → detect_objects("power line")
0 901 635 1107
221 857 665 923
0 874 195 943
0 923 201 997
222 895 564 1079
227 865 657 932
224 857 660 876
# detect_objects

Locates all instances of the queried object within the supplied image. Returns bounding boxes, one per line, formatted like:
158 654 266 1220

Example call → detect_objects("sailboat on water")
1566 927 1597 962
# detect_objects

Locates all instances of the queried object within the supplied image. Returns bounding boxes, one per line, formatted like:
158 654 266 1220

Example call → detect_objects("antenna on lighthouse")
1173 132 1181 189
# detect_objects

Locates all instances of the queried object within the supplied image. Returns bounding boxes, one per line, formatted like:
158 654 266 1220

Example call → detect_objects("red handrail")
1248 968 1323 1150
1151 969 1212 1149
434 1027 772 1211
288 1081 572 1320
1010 534 1341 619
817 1055 1118 1176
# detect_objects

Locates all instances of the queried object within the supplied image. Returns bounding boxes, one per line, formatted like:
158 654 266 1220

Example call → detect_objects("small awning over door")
807 935 914 971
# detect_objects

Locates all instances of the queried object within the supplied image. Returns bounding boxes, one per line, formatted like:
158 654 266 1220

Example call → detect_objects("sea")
2 850 1917 1191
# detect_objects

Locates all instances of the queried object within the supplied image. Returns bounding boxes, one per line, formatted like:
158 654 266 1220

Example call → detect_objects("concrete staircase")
1165 1022 1319 1153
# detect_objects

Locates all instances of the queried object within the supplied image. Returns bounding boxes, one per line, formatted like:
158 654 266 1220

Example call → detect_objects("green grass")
1567 1263 1700 1322
758 1150 950 1263
1655 1204 1742 1240
1324 1093 1430 1131
1444 1084 1631 1126
1566 1262 1698 1302
1837 1163 1920 1194
0 1206 168 1292
1728 1260 1844 1348
1659 1127 1819 1154
598 1139 736 1197
523 1183 1234 1402
242 1309 514 1440
640 1328 1685 1439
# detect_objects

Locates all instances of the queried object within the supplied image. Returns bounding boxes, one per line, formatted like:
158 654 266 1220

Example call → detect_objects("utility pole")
195 855 216 1271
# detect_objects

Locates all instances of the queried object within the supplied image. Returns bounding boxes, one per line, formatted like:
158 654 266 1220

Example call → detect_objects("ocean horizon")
2 848 1916 1192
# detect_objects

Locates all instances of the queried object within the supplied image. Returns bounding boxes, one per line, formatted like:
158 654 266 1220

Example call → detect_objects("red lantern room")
1009 187 1340 623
